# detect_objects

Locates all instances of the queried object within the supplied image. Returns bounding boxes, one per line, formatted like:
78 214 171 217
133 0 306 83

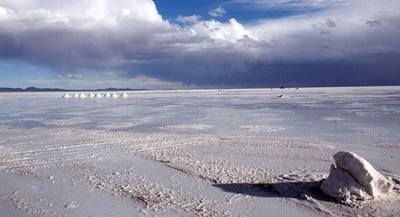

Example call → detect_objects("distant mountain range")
0 87 145 92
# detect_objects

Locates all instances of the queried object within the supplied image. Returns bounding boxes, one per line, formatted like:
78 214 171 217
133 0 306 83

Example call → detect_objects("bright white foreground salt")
0 87 400 216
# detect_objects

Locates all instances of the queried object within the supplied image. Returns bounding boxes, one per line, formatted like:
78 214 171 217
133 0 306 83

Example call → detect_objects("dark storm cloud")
0 0 400 88
0 27 115 70
231 55 400 87
131 52 400 87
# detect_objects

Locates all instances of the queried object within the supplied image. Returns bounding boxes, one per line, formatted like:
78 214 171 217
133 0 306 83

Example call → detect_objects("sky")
0 0 400 89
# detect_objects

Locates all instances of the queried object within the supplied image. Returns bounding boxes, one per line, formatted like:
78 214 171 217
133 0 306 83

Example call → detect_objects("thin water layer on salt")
1 87 400 144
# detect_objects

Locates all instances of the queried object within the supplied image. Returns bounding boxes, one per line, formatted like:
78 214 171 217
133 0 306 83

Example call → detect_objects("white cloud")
244 0 400 60
230 0 349 10
56 74 83 80
0 6 10 19
0 0 162 24
177 15 201 24
208 6 227 17
190 18 249 42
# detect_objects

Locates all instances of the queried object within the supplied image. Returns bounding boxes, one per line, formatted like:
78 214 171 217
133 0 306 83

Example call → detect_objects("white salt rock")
321 165 372 205
62 93 71 98
104 93 111 98
333 151 393 198
73 93 79 98
79 93 87 98
88 93 95 98
94 93 103 98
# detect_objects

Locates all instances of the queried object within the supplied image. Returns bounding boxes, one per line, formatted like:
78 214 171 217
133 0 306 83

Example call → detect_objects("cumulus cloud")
208 6 227 17
0 0 162 23
190 18 249 42
177 15 201 24
0 0 170 70
0 0 400 88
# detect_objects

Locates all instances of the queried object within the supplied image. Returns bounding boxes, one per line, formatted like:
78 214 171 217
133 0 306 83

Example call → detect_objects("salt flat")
0 87 400 216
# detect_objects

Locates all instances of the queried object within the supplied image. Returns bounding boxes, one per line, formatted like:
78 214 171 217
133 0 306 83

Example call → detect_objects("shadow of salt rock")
213 181 335 203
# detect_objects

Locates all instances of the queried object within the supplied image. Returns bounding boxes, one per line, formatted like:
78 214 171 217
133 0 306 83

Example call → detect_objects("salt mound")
321 151 393 205
111 93 119 98
94 93 103 98
121 92 128 98
88 93 95 98
62 93 71 98
79 93 87 98
104 93 111 98
73 93 79 98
